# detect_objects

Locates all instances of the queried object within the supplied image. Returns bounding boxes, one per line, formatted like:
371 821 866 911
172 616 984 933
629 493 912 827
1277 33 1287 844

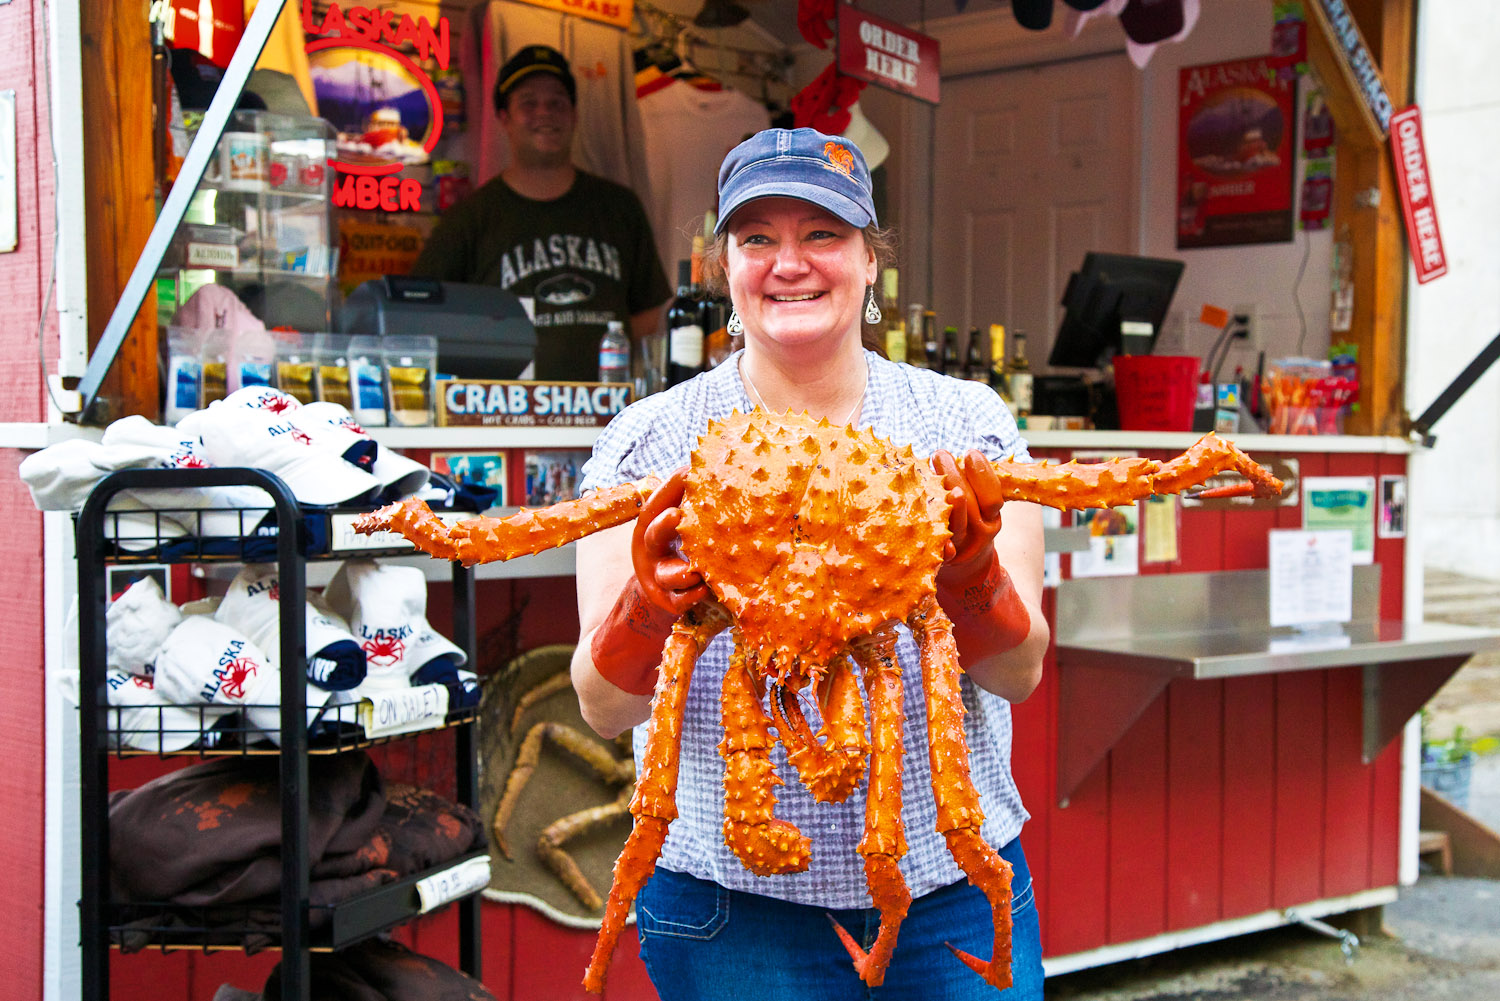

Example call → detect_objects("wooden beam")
1304 0 1415 436
81 3 158 423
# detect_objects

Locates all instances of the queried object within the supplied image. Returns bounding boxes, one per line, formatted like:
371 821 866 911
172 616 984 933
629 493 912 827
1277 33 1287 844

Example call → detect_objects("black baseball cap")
494 45 577 111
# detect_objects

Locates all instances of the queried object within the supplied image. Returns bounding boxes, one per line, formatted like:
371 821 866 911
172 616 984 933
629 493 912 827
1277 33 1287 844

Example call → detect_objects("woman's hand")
931 449 1031 668
584 470 708 700
632 469 709 615
933 449 1005 586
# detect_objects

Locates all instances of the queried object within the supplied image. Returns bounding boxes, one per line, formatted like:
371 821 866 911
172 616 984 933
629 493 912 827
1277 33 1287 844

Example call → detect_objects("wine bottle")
942 326 964 378
905 303 926 367
666 260 704 387
922 311 941 371
965 327 988 382
879 268 906 362
1008 330 1033 425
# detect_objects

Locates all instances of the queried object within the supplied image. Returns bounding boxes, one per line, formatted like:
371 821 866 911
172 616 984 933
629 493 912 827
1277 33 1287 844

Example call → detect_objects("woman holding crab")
571 127 1049 1000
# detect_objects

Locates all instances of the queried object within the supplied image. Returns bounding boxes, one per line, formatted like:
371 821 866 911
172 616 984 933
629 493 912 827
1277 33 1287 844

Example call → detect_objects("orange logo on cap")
824 142 854 177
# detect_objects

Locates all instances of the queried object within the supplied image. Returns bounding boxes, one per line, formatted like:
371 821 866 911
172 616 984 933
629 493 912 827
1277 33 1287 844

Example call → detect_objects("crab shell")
675 409 952 680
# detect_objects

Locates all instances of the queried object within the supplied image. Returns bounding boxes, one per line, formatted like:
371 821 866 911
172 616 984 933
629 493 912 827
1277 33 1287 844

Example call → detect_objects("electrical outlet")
1230 302 1257 346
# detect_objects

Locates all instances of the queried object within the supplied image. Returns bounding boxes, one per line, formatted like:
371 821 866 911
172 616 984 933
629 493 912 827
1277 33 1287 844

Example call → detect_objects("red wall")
1 0 61 997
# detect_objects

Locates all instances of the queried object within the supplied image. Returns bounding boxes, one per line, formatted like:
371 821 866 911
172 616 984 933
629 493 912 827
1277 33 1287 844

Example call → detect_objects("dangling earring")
727 309 744 335
864 285 882 324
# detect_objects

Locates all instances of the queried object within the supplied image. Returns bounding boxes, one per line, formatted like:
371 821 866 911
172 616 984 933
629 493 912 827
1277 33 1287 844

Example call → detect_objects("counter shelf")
1053 566 1500 806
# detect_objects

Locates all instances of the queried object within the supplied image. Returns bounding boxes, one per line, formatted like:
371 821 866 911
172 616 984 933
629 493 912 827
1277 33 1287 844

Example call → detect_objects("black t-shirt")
410 172 670 381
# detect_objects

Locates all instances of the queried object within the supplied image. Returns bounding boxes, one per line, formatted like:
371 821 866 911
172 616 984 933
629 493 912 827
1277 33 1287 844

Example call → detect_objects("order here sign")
1390 106 1447 284
837 5 940 105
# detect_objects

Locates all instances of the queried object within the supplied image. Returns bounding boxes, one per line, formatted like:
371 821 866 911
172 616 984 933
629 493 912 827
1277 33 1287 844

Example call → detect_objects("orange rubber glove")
590 470 708 695
932 449 1031 660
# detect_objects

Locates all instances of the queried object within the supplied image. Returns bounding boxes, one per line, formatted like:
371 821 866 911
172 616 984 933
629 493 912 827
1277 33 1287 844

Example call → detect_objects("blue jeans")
636 836 1043 1000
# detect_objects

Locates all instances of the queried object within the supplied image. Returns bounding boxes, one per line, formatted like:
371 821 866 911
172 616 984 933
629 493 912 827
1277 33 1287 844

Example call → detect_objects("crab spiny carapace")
355 409 1283 993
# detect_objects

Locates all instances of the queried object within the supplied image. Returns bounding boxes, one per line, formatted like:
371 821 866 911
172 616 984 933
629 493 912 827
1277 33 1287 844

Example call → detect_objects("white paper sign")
357 682 450 738
415 855 492 913
1268 529 1354 627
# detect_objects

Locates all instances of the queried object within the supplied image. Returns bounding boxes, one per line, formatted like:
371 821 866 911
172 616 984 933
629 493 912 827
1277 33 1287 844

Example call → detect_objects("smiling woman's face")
722 197 877 352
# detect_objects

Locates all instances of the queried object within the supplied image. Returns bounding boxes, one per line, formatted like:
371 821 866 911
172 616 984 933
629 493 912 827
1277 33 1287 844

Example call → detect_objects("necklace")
740 358 868 427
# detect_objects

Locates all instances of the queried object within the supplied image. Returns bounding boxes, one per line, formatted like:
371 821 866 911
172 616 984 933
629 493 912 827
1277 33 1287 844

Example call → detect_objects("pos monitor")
1048 253 1185 368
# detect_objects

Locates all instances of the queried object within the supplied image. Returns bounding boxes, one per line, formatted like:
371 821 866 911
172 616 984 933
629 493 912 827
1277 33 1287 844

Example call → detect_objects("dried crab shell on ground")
355 410 1284 994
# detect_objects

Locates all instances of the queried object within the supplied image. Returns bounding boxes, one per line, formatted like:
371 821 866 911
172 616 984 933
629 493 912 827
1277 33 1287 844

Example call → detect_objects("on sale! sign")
836 5 940 105
1390 106 1447 284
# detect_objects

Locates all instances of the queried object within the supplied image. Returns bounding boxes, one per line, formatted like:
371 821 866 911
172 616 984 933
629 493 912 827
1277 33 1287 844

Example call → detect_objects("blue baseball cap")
715 127 877 235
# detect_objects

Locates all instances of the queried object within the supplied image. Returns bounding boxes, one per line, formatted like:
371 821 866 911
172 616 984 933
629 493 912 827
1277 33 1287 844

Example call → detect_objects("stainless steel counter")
1051 567 1500 806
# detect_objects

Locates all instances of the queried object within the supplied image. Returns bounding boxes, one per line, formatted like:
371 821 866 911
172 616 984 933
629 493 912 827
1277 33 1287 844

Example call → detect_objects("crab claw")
945 940 992 978
1189 481 1256 499
828 914 874 976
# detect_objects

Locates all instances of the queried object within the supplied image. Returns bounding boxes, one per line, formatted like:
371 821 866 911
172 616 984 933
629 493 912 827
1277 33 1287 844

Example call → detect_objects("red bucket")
1113 355 1200 432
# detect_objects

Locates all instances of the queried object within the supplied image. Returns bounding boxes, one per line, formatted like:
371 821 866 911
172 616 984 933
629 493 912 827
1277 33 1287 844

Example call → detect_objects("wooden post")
1305 0 1415 437
81 3 158 422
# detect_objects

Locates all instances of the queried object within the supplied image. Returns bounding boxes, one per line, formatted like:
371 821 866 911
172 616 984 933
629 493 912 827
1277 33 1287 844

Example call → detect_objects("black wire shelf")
107 850 492 954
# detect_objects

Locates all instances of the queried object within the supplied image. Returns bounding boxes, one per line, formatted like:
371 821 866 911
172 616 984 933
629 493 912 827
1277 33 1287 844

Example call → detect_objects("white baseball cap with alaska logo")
214 563 367 691
191 397 382 507
323 559 466 695
153 614 339 745
106 667 232 753
290 401 430 500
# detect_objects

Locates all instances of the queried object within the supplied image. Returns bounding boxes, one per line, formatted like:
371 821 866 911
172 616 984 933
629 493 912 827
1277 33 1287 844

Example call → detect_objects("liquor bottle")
964 327 988 382
666 259 704 387
1008 330 1033 425
880 268 906 362
922 311 941 371
905 303 926 367
941 325 964 378
989 324 1010 400
598 320 631 384
703 297 733 368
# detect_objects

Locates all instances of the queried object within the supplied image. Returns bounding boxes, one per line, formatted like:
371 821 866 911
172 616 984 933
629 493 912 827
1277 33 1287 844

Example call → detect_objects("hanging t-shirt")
410 172 670 382
467 1 650 196
638 80 770 269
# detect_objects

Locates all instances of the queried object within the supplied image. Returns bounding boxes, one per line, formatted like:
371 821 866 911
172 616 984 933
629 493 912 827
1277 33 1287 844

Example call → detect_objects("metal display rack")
76 467 483 1000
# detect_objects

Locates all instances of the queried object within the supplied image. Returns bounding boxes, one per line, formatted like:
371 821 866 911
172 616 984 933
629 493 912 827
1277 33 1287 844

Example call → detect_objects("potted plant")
1420 712 1499 811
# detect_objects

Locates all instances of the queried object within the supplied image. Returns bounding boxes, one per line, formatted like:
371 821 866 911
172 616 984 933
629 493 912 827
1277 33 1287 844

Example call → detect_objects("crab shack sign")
303 1 449 210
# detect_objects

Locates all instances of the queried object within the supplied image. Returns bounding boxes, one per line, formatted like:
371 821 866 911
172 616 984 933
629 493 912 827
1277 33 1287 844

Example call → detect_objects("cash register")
340 276 538 379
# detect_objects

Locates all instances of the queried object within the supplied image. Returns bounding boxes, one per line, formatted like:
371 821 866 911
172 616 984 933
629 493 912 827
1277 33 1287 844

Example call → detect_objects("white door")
932 53 1138 371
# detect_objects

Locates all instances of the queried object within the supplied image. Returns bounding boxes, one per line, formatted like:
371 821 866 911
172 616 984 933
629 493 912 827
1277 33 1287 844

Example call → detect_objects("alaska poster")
1177 55 1297 249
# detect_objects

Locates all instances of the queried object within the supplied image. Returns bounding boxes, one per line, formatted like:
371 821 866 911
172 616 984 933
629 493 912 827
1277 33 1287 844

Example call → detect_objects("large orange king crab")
354 410 1283 993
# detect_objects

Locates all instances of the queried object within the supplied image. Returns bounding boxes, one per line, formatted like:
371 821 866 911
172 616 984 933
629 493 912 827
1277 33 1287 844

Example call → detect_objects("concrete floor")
1040 571 1500 1000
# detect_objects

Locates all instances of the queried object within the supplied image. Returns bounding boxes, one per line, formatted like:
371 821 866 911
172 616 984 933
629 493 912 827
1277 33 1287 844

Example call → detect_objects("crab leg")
768 658 869 803
352 476 663 565
584 602 729 995
493 721 633 859
719 641 812 875
538 784 635 911
985 433 1282 511
910 596 1014 991
828 627 912 987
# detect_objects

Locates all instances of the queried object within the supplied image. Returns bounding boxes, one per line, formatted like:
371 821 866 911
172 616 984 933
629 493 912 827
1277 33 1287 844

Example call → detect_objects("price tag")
357 683 450 738
416 855 492 913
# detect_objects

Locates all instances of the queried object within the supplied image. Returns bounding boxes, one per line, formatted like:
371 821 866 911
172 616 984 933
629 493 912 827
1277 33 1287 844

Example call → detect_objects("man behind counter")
410 45 670 382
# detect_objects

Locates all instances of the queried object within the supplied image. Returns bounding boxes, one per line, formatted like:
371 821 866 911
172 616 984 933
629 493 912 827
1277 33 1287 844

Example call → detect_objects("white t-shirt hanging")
638 79 770 269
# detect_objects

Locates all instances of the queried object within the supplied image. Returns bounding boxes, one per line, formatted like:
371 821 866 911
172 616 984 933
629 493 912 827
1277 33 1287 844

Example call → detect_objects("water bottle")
598 320 631 384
